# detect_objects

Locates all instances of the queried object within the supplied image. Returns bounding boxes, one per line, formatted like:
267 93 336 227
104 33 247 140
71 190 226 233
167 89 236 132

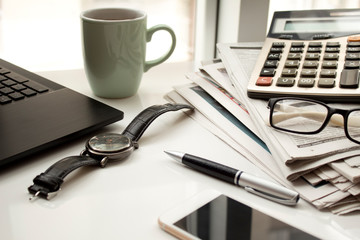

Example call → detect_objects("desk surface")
0 62 359 240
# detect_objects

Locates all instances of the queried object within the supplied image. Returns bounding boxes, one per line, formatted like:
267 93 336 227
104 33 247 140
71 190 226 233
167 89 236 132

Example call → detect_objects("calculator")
247 9 360 102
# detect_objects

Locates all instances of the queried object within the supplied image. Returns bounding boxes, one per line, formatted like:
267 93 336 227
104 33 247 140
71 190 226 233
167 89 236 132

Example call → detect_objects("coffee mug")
81 8 176 98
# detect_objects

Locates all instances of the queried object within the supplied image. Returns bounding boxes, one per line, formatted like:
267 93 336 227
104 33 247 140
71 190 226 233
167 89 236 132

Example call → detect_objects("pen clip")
244 186 298 206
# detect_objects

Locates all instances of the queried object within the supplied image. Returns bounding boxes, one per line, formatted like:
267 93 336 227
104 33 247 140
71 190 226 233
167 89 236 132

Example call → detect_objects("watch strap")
121 103 193 142
28 155 100 200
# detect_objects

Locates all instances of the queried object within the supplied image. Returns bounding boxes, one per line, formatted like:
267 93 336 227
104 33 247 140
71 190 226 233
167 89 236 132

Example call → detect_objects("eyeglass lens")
271 98 360 144
271 99 329 133
347 110 360 142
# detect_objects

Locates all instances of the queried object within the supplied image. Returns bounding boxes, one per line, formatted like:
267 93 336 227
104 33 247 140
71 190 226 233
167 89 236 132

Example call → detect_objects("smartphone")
158 190 318 240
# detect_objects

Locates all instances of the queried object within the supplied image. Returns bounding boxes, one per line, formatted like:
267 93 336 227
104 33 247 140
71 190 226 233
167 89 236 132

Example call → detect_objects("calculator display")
268 9 360 40
283 18 360 33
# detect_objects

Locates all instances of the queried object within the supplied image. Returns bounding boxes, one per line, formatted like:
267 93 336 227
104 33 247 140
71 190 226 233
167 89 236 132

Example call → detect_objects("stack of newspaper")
165 42 360 215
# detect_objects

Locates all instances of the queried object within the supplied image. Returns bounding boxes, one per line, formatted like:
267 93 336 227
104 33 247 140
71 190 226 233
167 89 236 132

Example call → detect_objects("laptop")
0 58 124 167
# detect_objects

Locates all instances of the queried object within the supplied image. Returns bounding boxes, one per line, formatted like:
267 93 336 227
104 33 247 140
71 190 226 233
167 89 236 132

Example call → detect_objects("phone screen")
174 195 318 240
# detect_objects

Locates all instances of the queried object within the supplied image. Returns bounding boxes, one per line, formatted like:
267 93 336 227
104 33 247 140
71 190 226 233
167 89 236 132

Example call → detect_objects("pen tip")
164 150 183 162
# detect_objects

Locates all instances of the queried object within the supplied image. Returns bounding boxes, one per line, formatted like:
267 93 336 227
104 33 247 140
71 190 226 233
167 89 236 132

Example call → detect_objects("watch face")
88 133 131 153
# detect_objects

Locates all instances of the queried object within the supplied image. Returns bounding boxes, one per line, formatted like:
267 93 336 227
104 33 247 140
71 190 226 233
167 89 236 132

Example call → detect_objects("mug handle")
144 25 176 72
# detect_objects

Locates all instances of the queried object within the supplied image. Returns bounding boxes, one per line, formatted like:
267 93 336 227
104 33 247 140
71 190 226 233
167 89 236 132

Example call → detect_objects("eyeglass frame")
267 97 360 144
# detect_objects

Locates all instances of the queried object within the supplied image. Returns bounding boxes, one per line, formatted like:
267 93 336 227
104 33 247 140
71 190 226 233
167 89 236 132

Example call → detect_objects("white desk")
0 62 359 240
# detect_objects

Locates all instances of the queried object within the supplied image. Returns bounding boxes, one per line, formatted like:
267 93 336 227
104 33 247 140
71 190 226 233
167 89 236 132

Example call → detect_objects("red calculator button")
256 77 272 86
348 36 360 42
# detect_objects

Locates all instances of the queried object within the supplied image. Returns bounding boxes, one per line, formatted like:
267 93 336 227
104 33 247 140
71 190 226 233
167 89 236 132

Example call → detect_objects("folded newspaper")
165 42 360 214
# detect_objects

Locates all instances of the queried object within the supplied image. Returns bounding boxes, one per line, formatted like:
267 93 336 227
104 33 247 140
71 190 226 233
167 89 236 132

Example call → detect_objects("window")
0 0 196 71
217 0 360 47
2 1 360 71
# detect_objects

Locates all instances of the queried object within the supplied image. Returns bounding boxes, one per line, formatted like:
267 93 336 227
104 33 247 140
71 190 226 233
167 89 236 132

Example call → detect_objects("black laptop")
0 58 124 167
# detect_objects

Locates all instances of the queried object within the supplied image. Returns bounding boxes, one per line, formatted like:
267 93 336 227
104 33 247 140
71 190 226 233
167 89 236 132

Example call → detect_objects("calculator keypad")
256 38 360 91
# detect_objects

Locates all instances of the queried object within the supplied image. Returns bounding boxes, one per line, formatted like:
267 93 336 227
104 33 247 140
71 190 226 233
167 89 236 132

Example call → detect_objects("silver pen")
165 150 299 206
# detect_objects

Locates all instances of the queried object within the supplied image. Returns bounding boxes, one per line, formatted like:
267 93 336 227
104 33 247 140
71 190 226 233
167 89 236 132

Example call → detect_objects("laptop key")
0 95 12 104
8 92 25 101
21 88 37 97
24 81 49 93
0 87 14 95
2 79 17 86
0 68 10 75
11 84 27 91
5 72 29 83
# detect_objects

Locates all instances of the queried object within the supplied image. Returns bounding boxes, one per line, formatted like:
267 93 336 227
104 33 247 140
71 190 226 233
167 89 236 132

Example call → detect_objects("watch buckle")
29 189 59 201
46 190 59 200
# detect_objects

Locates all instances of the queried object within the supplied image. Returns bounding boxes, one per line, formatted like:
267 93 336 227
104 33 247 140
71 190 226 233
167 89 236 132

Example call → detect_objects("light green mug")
81 8 176 98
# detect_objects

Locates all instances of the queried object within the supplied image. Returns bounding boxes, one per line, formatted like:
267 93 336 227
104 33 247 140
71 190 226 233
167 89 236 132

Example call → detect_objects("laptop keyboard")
0 66 50 104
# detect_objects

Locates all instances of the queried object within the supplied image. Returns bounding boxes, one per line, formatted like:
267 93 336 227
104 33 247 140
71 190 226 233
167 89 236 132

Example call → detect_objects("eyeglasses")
267 97 360 144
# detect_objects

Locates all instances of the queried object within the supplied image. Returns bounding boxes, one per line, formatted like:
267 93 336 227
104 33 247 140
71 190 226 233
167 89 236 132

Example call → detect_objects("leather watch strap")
121 103 193 142
28 156 100 200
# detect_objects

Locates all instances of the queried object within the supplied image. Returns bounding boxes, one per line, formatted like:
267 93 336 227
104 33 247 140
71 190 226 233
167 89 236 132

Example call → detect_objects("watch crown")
100 157 109 168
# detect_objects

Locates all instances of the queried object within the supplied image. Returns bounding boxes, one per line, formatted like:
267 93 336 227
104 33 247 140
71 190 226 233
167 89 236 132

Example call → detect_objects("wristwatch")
28 103 193 200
